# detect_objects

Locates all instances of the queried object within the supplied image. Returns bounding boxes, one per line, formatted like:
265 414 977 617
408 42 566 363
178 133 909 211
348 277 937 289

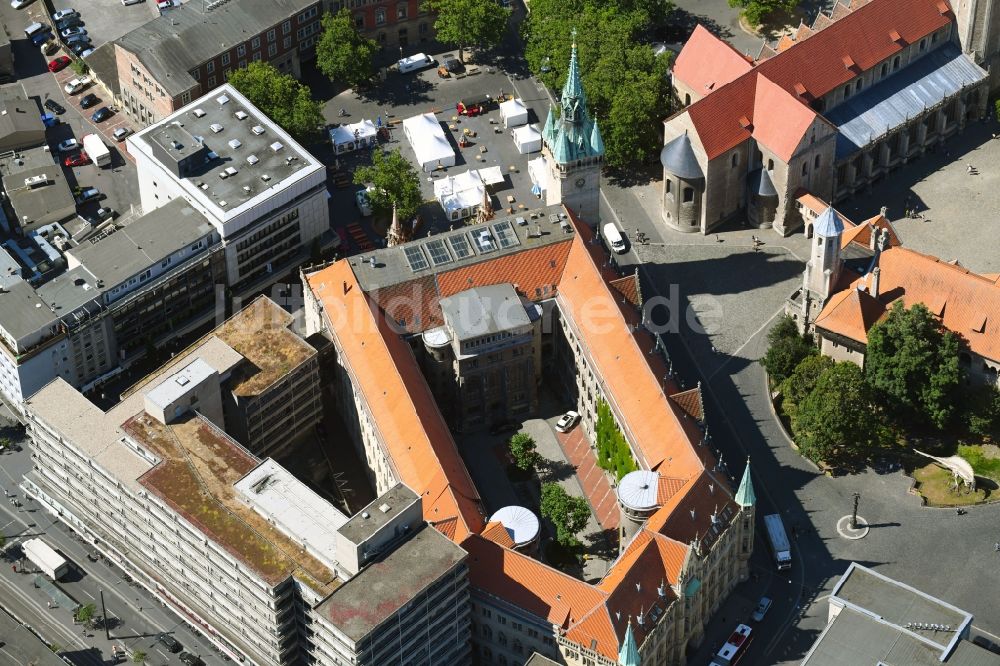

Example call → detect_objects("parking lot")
47 0 158 51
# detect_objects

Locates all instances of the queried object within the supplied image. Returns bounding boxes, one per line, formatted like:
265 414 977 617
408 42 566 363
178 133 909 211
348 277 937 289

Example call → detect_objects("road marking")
78 588 95 600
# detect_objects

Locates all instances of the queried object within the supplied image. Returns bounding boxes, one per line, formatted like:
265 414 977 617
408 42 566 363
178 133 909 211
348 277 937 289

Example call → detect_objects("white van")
25 21 48 38
397 53 433 73
603 223 627 254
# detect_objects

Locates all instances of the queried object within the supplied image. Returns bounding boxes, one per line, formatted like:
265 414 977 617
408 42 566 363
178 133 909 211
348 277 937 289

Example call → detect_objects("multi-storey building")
113 0 322 126
22 298 469 666
127 84 331 296
323 0 434 52
662 0 990 236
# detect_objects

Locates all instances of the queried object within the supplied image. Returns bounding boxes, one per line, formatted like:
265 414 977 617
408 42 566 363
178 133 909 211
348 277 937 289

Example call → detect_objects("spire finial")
571 26 577 48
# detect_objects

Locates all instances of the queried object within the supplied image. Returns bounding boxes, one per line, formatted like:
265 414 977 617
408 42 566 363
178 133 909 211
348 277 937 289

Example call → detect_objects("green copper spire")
619 620 640 666
735 457 756 508
543 106 556 145
545 28 604 164
590 118 604 156
561 28 585 116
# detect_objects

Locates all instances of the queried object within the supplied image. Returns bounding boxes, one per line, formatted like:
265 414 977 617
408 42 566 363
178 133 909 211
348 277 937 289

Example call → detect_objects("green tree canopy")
316 10 379 88
961 385 1000 439
353 148 424 221
75 603 96 624
728 0 798 26
761 315 815 384
424 0 511 62
228 61 324 144
792 362 886 465
864 301 962 429
522 0 673 167
780 354 834 426
508 432 540 471
540 482 591 546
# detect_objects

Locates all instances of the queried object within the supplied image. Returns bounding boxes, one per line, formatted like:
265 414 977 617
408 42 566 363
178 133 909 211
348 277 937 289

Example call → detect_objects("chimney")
870 266 881 298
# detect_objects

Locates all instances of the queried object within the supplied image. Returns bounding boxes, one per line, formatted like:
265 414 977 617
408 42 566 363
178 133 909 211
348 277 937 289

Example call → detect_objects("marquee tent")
403 113 456 172
329 119 378 154
499 98 528 128
434 170 485 221
511 124 542 154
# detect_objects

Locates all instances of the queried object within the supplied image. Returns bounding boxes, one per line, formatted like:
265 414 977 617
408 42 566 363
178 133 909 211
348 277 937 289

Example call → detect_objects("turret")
616 470 661 546
748 168 779 229
660 132 704 233
804 206 843 300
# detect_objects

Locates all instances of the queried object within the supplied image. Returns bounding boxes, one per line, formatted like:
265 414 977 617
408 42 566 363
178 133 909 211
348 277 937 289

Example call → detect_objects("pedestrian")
2 488 7 496
47 601 51 608
11 564 15 573
995 542 1000 552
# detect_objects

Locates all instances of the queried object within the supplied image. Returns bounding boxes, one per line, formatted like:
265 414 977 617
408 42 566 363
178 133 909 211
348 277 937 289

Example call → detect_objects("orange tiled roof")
609 273 641 309
751 74 821 162
840 214 900 250
672 25 753 99
481 521 516 549
815 247 1000 360
775 34 795 52
367 275 443 334
437 240 573 301
796 191 833 217
669 386 704 423
812 12 834 30
794 21 814 41
647 470 738 553
304 262 485 542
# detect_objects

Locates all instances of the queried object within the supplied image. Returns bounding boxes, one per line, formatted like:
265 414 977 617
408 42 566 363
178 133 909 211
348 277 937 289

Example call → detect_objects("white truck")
763 513 792 570
83 134 111 168
602 223 627 254
22 538 70 580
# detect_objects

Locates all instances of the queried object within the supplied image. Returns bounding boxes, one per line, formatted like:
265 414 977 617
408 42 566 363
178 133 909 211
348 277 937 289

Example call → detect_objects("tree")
353 149 424 221
864 302 962 429
780 354 834 426
962 385 1000 439
131 650 147 664
540 483 591 546
423 0 511 63
792 362 886 465
728 0 798 26
228 61 324 144
761 315 815 385
75 603 96 624
70 58 89 76
508 432 540 472
316 10 378 88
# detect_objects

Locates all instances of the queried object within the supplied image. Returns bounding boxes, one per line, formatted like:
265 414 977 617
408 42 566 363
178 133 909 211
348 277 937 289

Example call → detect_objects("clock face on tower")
574 177 586 188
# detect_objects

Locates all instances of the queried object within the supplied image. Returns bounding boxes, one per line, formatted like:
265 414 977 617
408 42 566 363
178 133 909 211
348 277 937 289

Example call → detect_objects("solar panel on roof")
492 220 520 249
404 246 429 271
425 239 452 266
448 234 473 259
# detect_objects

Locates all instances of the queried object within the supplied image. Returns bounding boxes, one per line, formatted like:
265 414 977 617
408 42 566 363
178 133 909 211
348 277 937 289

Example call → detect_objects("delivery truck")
22 538 70 580
763 513 792 570
82 133 111 168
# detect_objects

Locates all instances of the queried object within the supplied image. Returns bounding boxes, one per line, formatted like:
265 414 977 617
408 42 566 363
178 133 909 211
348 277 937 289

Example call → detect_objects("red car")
48 56 72 73
64 152 91 167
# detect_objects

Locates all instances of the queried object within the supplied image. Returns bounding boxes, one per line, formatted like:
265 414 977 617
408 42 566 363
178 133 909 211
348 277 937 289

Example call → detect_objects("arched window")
665 180 671 194
855 79 863 93
731 152 739 168
814 155 820 169
893 55 901 71
684 93 691 106
880 63 888 78
802 162 808 176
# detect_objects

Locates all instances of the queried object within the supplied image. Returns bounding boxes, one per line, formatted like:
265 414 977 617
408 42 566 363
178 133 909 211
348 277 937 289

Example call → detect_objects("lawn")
911 463 990 506
957 443 1000 483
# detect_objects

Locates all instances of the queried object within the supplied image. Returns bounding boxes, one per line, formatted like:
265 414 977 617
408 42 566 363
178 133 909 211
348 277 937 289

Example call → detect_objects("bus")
710 623 753 666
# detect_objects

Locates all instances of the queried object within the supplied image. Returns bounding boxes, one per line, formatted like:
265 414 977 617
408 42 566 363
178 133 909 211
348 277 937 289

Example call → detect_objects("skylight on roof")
192 108 206 118
404 246 429 272
235 110 248 120
216 94 230 105
225 166 238 176
251 125 265 135
247 154 259 165
210 123 223 133
270 142 283 152
228 139 242 149
492 220 520 249
425 239 452 266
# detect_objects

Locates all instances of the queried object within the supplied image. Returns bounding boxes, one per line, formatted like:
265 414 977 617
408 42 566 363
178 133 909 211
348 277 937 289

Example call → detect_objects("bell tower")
541 29 604 226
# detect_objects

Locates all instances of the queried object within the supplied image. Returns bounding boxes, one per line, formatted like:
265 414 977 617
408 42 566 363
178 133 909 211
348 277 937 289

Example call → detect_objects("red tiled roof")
648 470 738 553
672 25 753 98
367 275 443 334
481 521 516 549
751 74 819 162
668 387 704 422
437 241 573 300
812 12 834 30
794 22 814 41
609 274 641 309
815 287 886 343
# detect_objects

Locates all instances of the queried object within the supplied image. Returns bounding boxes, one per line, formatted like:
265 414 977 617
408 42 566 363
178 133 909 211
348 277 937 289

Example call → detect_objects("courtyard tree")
761 315 816 385
508 432 540 472
353 148 424 221
727 0 798 26
864 302 962 429
423 0 511 63
228 61 324 144
540 482 591 547
780 354 834 427
131 650 147 664
595 399 637 480
316 10 379 88
792 362 886 466
961 385 1000 439
75 603 96 625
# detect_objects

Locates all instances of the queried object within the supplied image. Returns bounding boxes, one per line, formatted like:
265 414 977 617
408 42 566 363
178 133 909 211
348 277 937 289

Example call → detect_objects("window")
684 92 691 106
855 79 862 93
221 52 230 66
284 36 291 49
801 162 808 176
767 158 774 171
814 155 820 169
268 43 277 57
180 91 191 104
224 68 231 79
665 180 671 194
377 31 386 43
931 31 938 44
252 36 260 49
237 44 246 57
238 60 246 69
397 2 407 18
682 187 694 203
268 29 276 42
376 7 386 24
893 55 901 70
880 63 888 78
253 52 261 61
191 68 201 80
355 13 364 28
206 61 215 74
919 38 926 52
207 76 216 87
419 21 428 33
283 20 292 33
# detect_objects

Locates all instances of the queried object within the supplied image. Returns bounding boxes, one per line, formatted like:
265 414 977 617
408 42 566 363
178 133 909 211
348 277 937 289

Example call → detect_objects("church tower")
803 207 843 301
542 31 604 226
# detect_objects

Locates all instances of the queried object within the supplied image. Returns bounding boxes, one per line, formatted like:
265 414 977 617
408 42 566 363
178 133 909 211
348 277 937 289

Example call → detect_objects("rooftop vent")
24 174 50 188
176 375 190 386
199 182 209 190
192 108 206 118
225 166 238 176
228 138 242 149
378 503 391 513
269 141 283 152
260 174 271 182
242 185 251 193
234 110 248 120
216 94 230 106
218 200 227 207
246 154 259 165
209 123 223 133
218 171 229 179
170 140 182 150
251 125 265 135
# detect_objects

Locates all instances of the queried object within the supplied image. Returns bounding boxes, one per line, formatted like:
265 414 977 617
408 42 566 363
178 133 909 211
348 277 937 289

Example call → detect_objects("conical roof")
749 168 778 198
660 132 703 180
618 620 640 666
735 457 755 508
590 119 605 156
562 40 584 107
543 106 556 144
814 206 845 237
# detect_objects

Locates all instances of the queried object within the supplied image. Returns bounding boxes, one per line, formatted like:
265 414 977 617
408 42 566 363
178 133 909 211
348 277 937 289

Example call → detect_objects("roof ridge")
889 246 994 283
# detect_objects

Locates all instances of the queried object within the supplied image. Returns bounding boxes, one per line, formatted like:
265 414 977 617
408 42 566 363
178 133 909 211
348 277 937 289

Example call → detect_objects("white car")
63 76 91 94
354 187 373 217
51 7 77 20
751 596 772 622
11 0 35 9
56 138 79 153
555 410 581 433
122 0 144 5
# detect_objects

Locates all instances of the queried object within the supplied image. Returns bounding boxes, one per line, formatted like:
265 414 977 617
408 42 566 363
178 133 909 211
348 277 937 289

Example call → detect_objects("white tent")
476 166 504 186
403 113 456 172
499 98 528 128
527 156 548 199
329 119 378 154
434 170 484 221
511 124 542 154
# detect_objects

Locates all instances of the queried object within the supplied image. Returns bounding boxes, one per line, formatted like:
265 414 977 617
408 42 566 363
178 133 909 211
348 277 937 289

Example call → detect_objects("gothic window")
893 55 901 70
665 180 671 194
801 162 808 176
684 93 691 106
880 63 888 78
855 79 862 93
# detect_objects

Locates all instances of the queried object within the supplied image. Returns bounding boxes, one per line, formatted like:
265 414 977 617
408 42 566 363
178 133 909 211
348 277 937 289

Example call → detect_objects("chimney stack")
870 266 881 298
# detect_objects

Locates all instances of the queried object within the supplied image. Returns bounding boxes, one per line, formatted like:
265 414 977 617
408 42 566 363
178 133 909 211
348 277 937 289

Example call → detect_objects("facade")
323 0 434 51
302 200 755 666
662 0 990 236
953 0 1000 91
113 0 322 126
127 84 331 295
22 299 468 666
801 562 1000 665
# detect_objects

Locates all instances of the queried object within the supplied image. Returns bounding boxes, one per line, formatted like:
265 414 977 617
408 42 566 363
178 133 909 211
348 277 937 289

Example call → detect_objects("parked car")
157 0 176 8
51 8 78 20
65 34 90 48
78 48 94 58
44 99 66 115
57 138 79 153
56 16 83 30
48 56 73 73
437 58 463 77
30 30 53 46
122 0 144 4
397 52 433 73
179 652 204 666
10 0 35 10
76 187 101 204
60 26 86 39
91 107 112 122
64 152 90 167
94 207 115 221
69 41 91 56
41 39 60 55
79 93 99 109
751 596 772 622
112 127 131 142
555 410 581 433
64 76 91 94
156 633 182 653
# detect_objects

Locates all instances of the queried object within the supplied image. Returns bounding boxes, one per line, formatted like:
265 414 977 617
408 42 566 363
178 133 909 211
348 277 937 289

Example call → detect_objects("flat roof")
0 145 58 177
34 265 104 319
0 83 45 141
440 283 533 341
66 198 214 288
127 84 322 220
0 244 21 289
214 297 316 396
337 484 419 545
0 279 58 342
144 358 216 411
234 459 349 571
316 525 466 642
2 166 75 226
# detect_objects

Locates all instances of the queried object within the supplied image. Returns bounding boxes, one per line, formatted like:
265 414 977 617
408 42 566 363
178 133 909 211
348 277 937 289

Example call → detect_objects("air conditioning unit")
24 174 50 188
